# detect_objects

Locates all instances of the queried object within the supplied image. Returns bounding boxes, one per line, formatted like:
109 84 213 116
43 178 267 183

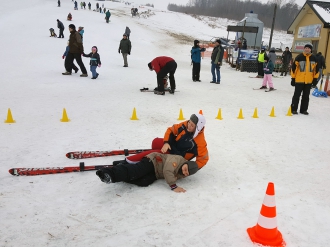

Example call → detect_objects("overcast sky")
132 0 328 10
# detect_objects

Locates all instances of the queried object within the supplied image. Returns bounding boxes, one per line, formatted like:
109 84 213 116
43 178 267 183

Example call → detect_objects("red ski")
66 148 151 159
9 162 113 176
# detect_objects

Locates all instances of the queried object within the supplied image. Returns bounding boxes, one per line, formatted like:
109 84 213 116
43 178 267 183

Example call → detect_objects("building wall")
292 8 329 75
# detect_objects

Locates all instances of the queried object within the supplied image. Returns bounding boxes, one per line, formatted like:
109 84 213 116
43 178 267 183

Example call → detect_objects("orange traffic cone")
247 182 285 247
199 109 203 115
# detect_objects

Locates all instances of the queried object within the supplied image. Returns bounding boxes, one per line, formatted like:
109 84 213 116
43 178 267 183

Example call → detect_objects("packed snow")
1 0 330 246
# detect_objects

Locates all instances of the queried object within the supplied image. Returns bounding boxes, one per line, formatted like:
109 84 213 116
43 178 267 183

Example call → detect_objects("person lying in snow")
96 153 199 193
113 113 209 170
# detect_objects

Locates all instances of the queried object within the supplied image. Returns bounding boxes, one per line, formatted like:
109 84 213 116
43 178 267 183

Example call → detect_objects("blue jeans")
90 65 97 78
211 63 220 82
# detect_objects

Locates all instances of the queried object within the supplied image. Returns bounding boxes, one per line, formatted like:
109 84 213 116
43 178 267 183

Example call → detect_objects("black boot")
96 169 113 184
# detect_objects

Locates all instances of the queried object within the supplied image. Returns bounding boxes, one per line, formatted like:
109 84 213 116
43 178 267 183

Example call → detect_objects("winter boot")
74 68 79 73
96 169 113 184
62 71 72 75
260 86 267 89
269 87 275 91
156 91 165 95
300 111 309 115
80 74 88 77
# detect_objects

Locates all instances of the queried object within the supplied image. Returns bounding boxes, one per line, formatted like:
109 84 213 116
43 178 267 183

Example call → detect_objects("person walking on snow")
210 39 224 84
62 42 79 74
57 19 64 38
148 56 177 95
105 10 111 23
118 34 131 67
259 57 275 91
191 40 206 82
82 46 101 79
96 153 199 193
290 43 319 115
62 24 88 77
125 26 131 39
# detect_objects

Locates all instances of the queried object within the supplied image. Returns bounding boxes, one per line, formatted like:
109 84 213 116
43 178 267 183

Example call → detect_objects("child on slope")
82 46 101 79
260 57 275 91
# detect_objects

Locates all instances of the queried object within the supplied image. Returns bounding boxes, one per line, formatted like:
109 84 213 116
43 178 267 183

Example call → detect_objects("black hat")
194 40 200 46
190 114 198 125
69 24 76 30
148 62 152 69
185 161 198 175
215 39 221 44
304 43 313 51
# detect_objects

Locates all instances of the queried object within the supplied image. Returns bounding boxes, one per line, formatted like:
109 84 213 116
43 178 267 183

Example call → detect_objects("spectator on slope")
290 43 319 115
62 24 88 77
74 1 78 10
191 40 206 82
96 153 199 193
118 33 131 68
62 42 79 74
268 47 277 75
82 46 101 79
88 2 91 10
259 57 275 91
125 26 131 39
280 47 292 76
105 9 111 23
58 0 61 7
257 47 268 78
113 113 209 170
314 52 326 88
57 19 65 38
148 56 177 95
210 39 224 84
78 26 84 42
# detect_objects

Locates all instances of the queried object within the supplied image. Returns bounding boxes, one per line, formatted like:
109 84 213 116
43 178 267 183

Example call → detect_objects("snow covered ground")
1 0 330 246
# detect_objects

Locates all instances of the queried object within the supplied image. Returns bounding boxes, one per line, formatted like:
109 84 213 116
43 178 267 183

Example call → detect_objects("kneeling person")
96 153 198 193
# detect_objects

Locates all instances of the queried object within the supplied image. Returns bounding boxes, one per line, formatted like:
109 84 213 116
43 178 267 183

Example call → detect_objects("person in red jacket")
148 56 177 95
113 113 209 170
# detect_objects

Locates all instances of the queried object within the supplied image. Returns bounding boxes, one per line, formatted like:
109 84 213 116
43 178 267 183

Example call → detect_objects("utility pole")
268 4 277 50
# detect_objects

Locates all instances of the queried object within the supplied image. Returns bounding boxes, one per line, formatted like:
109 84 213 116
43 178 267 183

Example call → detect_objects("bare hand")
173 187 186 193
161 143 171 153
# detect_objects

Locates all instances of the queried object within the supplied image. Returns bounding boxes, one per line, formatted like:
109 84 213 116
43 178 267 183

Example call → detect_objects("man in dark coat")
148 56 177 95
58 0 61 7
118 34 131 67
280 47 292 76
62 24 88 76
210 39 224 84
57 19 64 38
314 52 326 87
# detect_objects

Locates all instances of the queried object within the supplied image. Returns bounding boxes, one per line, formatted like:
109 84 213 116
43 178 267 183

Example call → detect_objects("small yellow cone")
130 107 139 120
215 108 223 120
4 108 16 123
199 109 203 115
269 106 276 117
60 108 70 122
237 108 244 119
252 107 259 118
286 106 293 116
177 108 185 120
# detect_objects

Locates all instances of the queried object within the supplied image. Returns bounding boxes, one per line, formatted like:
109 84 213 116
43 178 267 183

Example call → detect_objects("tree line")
168 0 300 31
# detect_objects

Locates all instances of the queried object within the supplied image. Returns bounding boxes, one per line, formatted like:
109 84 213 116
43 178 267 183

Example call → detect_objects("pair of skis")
9 148 151 176
253 88 277 92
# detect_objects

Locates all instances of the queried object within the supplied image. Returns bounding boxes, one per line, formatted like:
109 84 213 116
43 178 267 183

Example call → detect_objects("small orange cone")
130 107 139 120
215 108 223 120
247 182 285 247
237 108 244 119
199 109 203 115
4 108 16 123
60 108 70 122
177 108 185 120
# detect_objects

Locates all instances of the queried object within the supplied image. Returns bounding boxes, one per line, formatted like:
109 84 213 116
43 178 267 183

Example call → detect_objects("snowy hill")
0 0 330 246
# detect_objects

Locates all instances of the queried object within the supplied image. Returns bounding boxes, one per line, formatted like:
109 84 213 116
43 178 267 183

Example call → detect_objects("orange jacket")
163 120 209 169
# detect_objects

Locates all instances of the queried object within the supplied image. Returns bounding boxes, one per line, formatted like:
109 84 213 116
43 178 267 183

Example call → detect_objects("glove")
62 55 65 59
98 64 101 67
291 78 295 86
118 49 120 54
128 52 130 55
312 78 317 87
